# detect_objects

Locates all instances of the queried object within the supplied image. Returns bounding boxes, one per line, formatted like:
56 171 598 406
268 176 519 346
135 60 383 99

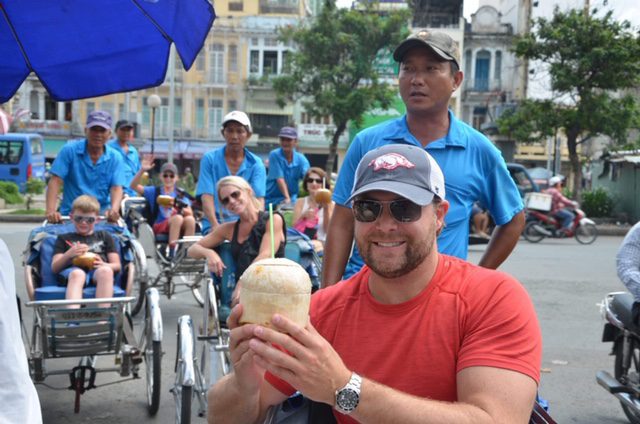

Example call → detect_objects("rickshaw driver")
46 110 126 223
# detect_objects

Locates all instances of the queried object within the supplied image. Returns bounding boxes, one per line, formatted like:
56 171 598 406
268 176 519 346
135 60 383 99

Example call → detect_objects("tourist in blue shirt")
196 111 266 234
322 30 525 287
46 110 126 223
108 119 140 197
265 126 310 208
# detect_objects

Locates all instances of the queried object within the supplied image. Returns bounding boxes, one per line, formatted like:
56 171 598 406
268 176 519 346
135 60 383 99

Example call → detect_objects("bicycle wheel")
574 223 598 245
614 337 640 424
522 221 545 243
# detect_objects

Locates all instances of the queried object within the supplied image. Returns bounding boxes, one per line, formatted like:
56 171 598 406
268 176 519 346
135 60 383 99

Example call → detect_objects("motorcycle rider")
545 176 577 236
617 222 640 317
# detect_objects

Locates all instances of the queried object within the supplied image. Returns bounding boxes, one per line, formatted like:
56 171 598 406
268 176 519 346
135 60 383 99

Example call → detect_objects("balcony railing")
464 78 503 92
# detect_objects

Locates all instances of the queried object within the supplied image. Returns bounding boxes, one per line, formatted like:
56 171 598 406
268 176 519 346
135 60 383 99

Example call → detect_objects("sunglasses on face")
73 215 96 224
220 190 242 206
352 199 423 223
306 178 323 184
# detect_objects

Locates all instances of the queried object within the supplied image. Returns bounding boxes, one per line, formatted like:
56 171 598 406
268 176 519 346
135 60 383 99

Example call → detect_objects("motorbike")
522 206 598 244
597 292 640 423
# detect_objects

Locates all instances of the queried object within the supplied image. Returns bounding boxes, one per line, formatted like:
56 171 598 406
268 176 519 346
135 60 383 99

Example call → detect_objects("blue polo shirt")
50 140 127 214
333 111 523 275
196 146 267 234
265 148 310 207
108 140 141 197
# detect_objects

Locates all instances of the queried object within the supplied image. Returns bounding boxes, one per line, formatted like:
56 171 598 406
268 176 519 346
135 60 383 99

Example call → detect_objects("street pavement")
0 222 635 423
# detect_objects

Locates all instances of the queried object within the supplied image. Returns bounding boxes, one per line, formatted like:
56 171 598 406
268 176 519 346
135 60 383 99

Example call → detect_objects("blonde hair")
217 176 261 210
71 195 100 214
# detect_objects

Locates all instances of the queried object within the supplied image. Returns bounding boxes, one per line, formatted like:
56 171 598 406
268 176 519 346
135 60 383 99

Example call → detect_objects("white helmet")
549 176 563 186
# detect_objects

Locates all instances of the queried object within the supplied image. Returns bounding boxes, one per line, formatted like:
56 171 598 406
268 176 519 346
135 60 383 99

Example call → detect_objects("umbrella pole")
150 107 156 156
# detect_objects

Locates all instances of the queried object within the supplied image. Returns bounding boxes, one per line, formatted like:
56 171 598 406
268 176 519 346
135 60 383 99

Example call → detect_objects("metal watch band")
335 372 362 415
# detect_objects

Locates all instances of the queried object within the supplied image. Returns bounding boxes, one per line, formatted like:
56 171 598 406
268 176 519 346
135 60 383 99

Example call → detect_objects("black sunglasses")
163 173 175 178
220 190 241 206
73 215 96 224
306 178 323 184
352 199 422 223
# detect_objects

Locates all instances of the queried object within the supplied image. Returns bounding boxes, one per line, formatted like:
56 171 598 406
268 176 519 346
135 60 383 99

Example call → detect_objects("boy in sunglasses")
51 195 121 308
131 158 196 257
209 144 541 424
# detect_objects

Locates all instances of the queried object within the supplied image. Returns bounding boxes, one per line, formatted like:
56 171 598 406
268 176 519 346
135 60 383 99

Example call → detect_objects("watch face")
337 388 359 411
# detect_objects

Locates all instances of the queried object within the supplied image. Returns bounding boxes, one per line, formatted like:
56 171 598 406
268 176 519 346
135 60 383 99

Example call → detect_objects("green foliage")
581 187 614 217
497 7 640 197
26 178 45 195
272 2 410 173
0 181 24 204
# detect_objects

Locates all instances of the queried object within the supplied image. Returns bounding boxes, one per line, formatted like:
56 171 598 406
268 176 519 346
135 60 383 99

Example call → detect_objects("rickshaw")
121 192 208 316
171 229 321 423
20 220 163 414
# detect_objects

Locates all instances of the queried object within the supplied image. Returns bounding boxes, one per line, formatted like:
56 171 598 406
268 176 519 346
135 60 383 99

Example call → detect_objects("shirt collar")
383 110 467 149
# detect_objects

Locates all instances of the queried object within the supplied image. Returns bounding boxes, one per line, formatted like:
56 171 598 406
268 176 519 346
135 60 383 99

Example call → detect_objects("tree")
272 1 410 175
497 7 640 198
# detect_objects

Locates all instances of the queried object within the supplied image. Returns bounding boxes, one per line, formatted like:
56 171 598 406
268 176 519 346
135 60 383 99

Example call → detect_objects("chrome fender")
146 287 163 342
178 315 196 387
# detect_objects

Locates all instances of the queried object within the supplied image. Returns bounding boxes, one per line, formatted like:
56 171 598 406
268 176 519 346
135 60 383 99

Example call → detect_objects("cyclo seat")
609 292 639 331
25 222 132 301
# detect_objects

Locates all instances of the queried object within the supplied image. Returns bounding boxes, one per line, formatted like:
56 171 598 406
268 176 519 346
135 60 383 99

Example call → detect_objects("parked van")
0 133 46 192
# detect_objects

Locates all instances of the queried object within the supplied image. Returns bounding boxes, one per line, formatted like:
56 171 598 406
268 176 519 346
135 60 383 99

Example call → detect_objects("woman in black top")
188 176 285 316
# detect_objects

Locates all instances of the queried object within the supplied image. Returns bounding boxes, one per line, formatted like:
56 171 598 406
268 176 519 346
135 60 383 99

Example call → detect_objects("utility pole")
584 0 590 17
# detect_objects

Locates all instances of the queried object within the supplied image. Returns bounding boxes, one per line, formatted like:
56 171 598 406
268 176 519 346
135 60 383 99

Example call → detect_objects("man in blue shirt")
322 30 525 287
265 126 310 208
108 119 140 197
46 110 126 223
196 111 266 234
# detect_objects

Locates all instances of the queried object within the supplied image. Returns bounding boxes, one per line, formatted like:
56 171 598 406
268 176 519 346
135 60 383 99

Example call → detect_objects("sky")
335 0 640 26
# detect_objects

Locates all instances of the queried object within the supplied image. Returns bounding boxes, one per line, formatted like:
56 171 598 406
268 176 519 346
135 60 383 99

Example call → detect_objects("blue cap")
278 126 298 139
86 110 112 130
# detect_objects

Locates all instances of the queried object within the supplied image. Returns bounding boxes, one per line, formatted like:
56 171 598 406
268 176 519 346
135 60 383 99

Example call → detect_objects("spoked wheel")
614 338 640 424
146 340 162 415
522 221 545 243
130 263 146 317
574 223 598 245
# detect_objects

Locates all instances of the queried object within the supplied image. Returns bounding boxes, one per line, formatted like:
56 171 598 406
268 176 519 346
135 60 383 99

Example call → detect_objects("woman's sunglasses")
352 199 422 223
220 190 241 206
73 215 96 224
163 173 175 178
306 178 323 184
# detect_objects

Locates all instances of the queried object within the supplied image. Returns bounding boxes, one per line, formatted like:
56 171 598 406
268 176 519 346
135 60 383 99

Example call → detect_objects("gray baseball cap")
86 110 112 130
393 30 460 68
347 144 445 206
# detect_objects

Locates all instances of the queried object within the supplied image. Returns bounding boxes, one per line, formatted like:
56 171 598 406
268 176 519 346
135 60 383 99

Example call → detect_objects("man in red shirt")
208 144 541 424
545 175 577 234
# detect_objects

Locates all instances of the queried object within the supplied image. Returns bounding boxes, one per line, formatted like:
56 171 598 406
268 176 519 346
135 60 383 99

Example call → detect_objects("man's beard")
357 217 437 279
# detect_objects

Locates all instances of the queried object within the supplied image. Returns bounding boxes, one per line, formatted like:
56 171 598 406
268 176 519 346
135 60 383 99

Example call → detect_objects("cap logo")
417 30 429 40
368 153 415 172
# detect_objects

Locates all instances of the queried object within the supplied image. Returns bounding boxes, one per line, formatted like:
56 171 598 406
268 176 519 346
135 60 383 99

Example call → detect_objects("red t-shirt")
266 254 541 423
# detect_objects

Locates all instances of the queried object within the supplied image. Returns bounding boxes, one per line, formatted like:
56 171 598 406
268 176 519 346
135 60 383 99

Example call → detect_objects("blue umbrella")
0 0 215 102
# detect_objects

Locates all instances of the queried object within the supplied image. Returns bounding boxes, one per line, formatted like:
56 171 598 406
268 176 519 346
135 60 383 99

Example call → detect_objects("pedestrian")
51 195 120 309
322 29 525 287
208 144 541 424
131 159 196 258
0 239 43 424
196 111 266 234
108 119 141 197
265 126 310 208
182 166 196 194
45 110 126 223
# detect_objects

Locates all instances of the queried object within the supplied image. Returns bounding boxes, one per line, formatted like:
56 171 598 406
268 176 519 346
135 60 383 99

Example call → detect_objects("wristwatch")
335 372 362 415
